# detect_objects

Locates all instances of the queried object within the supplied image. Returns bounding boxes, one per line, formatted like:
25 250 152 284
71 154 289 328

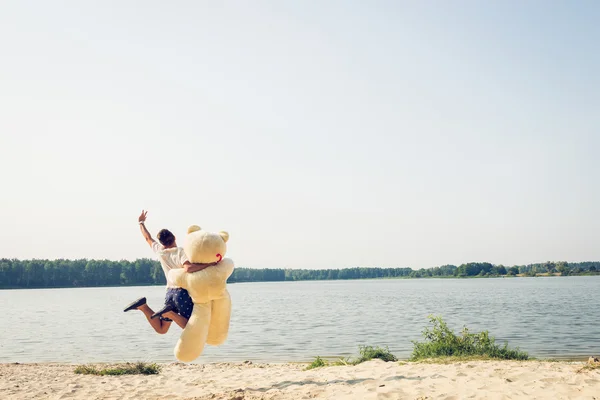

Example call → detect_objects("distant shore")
2 259 599 289
2 360 598 399
1 270 599 290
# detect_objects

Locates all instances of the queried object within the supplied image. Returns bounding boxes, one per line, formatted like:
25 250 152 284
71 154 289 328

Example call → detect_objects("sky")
1 1 599 269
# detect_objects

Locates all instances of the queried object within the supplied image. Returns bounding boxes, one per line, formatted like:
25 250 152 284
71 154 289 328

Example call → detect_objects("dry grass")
577 362 600 373
74 362 161 376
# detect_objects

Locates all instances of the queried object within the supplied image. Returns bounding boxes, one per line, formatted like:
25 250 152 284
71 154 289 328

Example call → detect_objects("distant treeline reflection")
0 259 598 289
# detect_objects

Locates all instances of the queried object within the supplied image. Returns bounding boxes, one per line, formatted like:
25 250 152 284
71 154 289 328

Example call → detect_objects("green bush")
410 316 528 361
354 345 398 364
74 362 161 376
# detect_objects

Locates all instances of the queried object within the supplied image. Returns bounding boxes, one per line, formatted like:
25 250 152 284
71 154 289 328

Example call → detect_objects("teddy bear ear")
219 231 229 243
187 225 202 234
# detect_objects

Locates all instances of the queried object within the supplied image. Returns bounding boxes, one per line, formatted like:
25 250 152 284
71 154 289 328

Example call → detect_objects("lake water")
1 277 599 363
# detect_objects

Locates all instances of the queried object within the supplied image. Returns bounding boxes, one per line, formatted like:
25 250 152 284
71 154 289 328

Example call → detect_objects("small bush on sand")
337 346 398 365
410 316 529 361
74 362 161 376
307 346 398 369
305 356 328 370
354 346 398 364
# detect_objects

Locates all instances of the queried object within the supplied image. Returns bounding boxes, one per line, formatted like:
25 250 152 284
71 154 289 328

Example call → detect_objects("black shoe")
123 297 146 312
151 304 175 319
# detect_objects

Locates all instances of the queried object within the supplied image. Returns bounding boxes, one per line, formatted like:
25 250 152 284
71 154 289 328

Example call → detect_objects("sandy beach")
1 360 598 400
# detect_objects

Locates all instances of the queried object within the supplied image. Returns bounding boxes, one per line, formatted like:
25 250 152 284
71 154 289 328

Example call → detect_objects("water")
1 277 599 363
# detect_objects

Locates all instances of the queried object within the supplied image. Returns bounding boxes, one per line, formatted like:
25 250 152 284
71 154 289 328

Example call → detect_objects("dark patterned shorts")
161 288 194 321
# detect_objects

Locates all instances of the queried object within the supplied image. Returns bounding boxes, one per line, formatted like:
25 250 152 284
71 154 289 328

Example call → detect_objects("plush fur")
168 225 234 362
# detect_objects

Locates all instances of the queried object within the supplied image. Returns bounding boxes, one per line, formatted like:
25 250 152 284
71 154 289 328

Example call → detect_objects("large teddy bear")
168 225 234 362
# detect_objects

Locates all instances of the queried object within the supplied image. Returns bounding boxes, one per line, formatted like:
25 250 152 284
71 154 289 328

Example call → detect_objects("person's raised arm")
138 210 155 247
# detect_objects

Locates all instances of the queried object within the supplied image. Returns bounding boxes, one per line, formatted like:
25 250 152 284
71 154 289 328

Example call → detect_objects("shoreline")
2 354 595 365
2 360 598 399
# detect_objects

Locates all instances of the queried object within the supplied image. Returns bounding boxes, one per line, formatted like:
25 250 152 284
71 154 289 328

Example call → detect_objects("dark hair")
157 229 175 247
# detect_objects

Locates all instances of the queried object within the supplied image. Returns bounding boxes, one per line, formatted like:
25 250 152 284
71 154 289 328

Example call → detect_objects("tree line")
0 258 598 289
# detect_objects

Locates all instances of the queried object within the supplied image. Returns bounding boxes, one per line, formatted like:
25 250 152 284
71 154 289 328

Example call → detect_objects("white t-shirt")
152 242 189 288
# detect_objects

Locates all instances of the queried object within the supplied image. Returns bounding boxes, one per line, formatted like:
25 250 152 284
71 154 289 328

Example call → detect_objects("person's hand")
138 210 148 224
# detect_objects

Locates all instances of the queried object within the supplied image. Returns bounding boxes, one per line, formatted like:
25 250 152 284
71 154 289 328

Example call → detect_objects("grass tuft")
412 355 500 364
306 346 398 369
305 356 328 370
333 356 353 366
410 316 529 361
74 362 161 376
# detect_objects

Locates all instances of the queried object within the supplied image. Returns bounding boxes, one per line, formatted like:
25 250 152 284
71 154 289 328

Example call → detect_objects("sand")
1 360 599 399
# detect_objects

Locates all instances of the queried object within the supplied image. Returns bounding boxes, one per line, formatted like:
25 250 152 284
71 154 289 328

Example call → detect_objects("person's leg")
124 297 146 312
155 288 193 329
139 290 176 334
147 288 194 330
162 310 188 329
138 303 172 334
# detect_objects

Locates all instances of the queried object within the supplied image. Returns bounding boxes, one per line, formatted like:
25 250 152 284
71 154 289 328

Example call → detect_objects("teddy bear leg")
206 292 232 346
174 302 211 362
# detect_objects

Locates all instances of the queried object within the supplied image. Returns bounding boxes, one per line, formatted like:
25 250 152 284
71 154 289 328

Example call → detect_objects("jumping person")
123 210 214 334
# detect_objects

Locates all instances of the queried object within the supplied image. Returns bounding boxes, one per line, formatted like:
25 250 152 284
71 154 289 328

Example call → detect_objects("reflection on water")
1 276 599 363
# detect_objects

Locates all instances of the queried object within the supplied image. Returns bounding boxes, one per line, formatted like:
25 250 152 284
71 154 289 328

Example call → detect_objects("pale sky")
1 1 599 269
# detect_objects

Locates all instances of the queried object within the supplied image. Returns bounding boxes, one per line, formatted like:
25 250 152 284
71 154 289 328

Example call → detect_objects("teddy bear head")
183 225 229 264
